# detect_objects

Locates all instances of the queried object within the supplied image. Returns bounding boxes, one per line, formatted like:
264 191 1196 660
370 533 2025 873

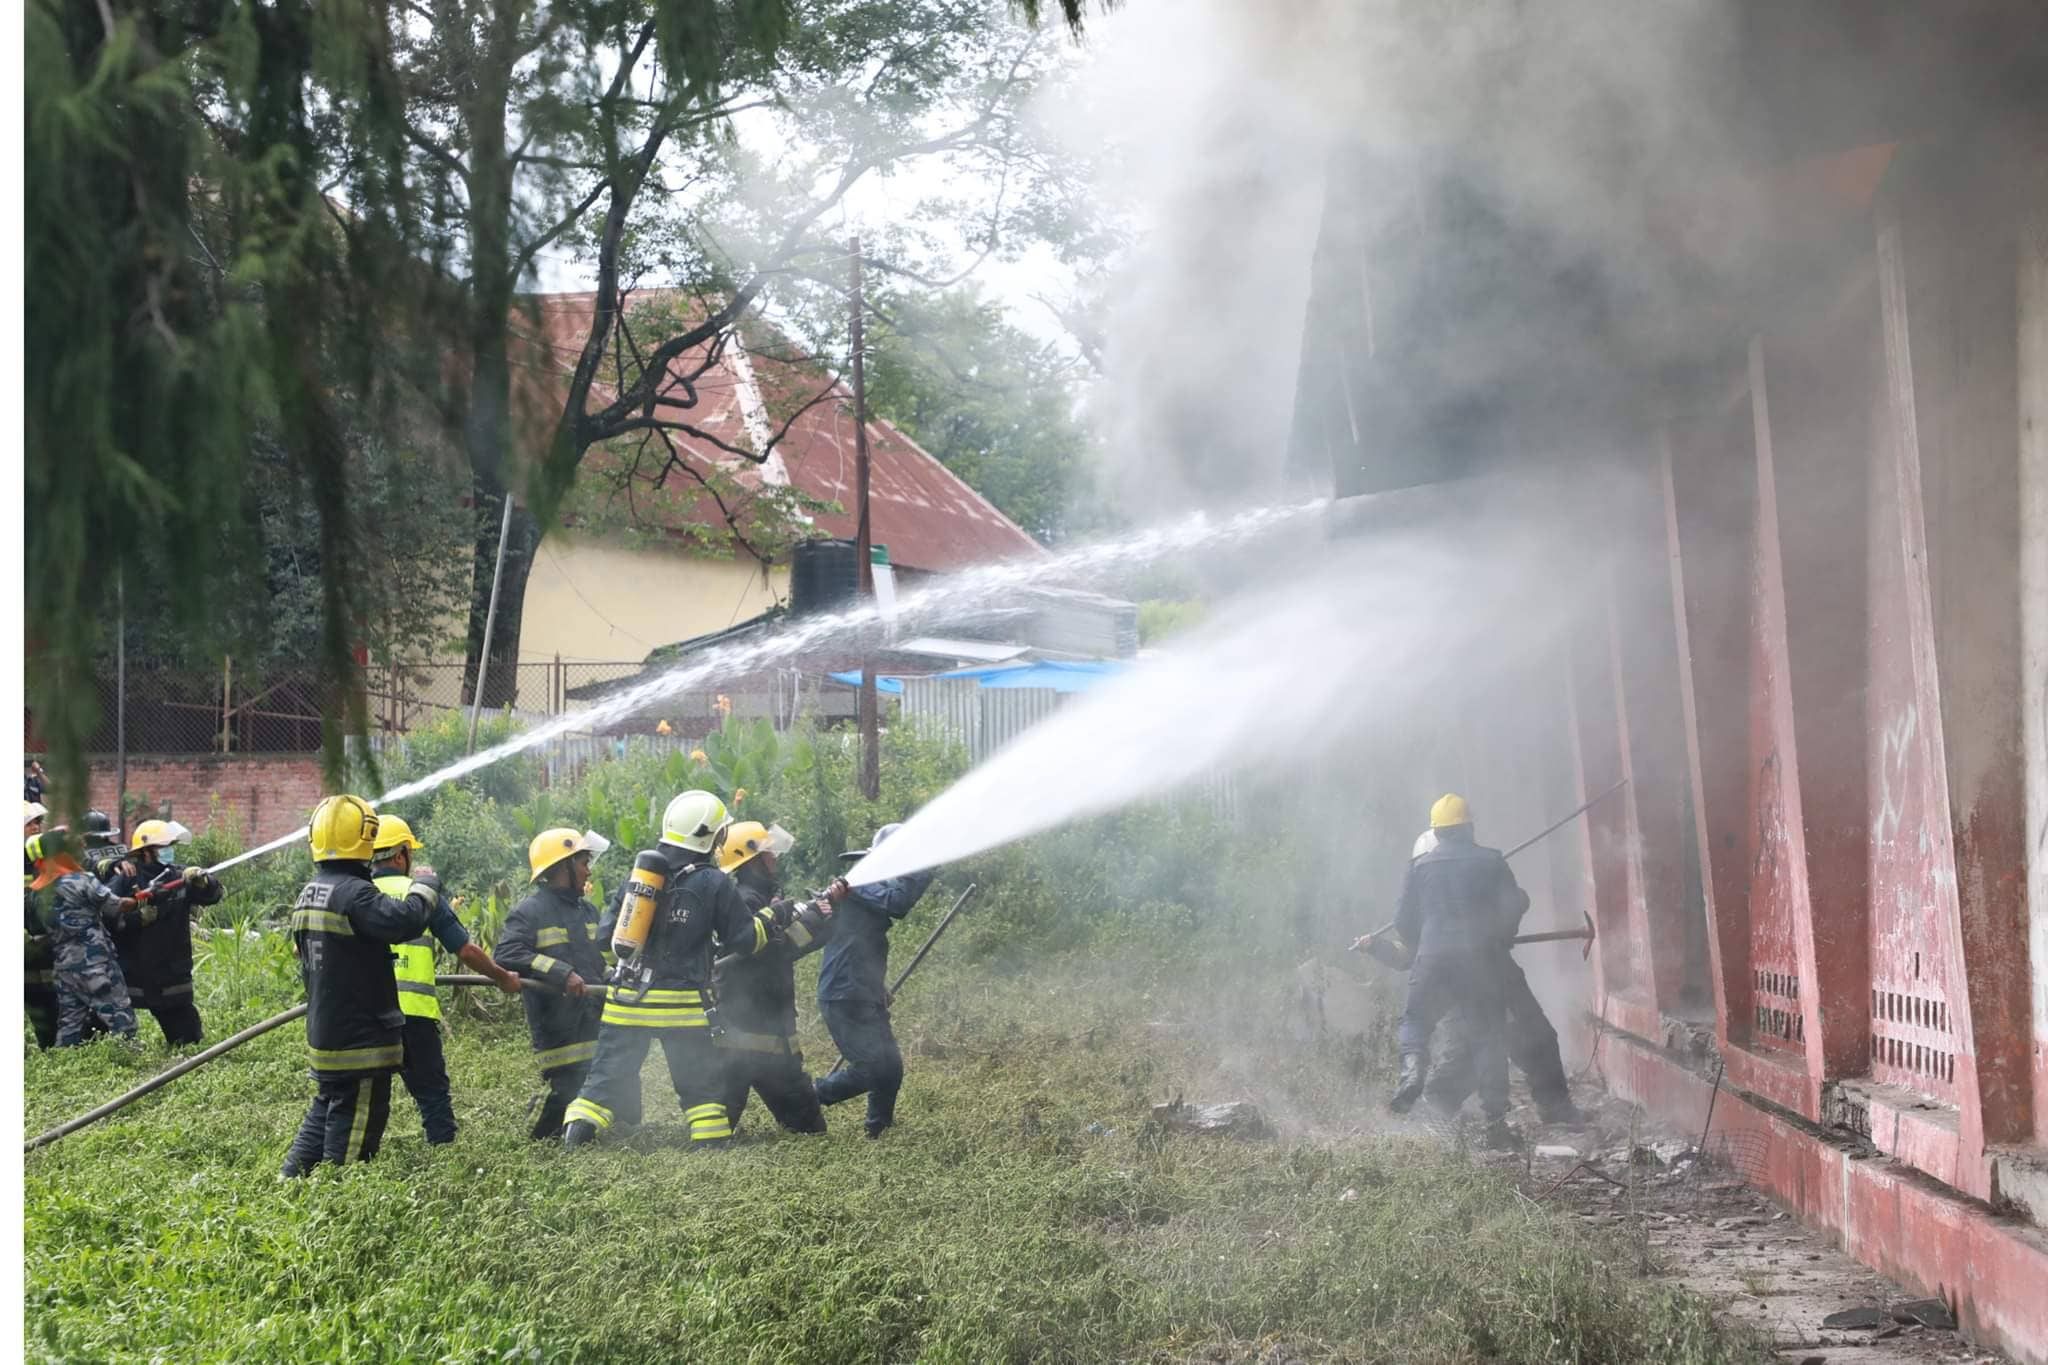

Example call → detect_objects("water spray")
184 499 1329 884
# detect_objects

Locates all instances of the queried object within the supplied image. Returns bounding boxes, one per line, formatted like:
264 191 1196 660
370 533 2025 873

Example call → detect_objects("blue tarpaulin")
828 660 1126 696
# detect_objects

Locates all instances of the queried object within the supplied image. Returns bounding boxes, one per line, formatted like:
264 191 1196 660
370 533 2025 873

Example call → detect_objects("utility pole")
115 571 128 831
851 237 880 801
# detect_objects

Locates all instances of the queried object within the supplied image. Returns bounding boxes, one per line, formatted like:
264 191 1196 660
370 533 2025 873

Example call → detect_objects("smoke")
1046 0 1751 515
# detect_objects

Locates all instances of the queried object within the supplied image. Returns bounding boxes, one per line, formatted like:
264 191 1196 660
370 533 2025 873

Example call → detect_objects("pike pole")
1348 780 1627 963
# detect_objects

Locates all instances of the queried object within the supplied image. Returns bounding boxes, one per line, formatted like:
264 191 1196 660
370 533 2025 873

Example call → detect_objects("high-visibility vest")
375 872 441 1022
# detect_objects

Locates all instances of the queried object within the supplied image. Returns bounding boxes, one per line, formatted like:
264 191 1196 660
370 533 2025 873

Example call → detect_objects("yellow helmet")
1429 793 1472 829
372 813 423 855
130 819 193 852
528 827 613 883
309 795 380 862
718 821 795 874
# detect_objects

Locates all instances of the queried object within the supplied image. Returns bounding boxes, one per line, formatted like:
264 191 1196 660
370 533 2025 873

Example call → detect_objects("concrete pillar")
2020 162 2048 1147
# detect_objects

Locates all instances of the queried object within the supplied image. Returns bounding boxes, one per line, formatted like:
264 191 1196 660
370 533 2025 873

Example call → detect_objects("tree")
861 286 1109 543
375 0 1092 702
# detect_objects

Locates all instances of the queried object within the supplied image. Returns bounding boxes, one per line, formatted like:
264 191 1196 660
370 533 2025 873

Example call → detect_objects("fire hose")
23 973 601 1154
829 882 979 1071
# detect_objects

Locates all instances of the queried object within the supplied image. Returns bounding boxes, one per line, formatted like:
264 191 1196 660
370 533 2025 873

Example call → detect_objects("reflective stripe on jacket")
374 873 441 1020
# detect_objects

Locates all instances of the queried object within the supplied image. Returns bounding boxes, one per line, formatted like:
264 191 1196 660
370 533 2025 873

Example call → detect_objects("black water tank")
790 538 860 617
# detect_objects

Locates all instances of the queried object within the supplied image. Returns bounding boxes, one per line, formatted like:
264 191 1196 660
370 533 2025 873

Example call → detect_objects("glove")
410 870 443 897
184 871 218 897
768 897 799 928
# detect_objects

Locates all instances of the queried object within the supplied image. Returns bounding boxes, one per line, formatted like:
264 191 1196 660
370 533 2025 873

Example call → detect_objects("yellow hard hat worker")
130 818 194 852
717 821 795 875
372 813 423 855
1429 793 1472 829
527 827 613 883
308 795 380 863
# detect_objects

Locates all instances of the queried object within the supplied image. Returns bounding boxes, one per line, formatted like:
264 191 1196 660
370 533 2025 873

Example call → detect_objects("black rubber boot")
1388 1054 1427 1114
561 1119 600 1149
1480 1118 1523 1152
1536 1096 1586 1125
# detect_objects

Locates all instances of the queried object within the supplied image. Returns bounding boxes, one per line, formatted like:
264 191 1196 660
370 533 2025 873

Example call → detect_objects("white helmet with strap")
660 790 730 855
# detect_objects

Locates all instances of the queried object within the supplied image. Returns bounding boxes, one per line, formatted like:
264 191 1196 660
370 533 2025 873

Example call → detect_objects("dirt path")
1489 1087 2008 1365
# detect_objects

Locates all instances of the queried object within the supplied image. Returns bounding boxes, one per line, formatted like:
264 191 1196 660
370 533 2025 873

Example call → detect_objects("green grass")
24 957 1761 1364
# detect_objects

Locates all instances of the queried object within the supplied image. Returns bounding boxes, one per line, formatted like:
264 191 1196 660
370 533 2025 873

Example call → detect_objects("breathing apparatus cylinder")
611 851 667 1001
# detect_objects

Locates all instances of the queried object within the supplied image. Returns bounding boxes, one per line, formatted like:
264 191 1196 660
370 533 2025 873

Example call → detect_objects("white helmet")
1411 829 1438 861
660 790 731 854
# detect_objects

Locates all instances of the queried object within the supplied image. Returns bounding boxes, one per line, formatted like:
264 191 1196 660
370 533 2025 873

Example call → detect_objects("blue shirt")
816 871 935 1004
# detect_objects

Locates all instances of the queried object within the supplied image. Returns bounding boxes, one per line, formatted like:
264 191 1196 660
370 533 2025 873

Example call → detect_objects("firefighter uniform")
716 878 832 1135
282 797 439 1177
103 850 223 1046
496 880 607 1139
562 843 777 1147
373 871 473 1144
813 849 935 1138
1389 796 1524 1139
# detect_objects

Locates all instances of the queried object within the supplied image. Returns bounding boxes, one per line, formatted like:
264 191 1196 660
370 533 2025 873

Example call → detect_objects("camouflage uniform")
24 850 58 1049
47 870 138 1045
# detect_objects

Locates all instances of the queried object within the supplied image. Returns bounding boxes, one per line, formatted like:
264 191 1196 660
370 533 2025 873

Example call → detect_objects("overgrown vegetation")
25 724 1763 1364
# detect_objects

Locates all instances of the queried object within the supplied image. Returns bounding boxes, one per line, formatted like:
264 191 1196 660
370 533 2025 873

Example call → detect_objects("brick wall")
80 755 327 845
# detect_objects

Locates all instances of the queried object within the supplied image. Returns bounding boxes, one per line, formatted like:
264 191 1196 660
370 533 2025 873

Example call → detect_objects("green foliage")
414 786 525 910
373 711 539 815
1137 597 1207 645
861 286 1113 546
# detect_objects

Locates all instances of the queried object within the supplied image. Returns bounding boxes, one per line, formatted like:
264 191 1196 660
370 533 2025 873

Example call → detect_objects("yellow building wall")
519 533 788 665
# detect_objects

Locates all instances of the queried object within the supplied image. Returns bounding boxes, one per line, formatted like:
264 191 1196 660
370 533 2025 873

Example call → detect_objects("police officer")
281 795 443 1177
24 804 60 1050
1381 794 1525 1148
29 829 143 1046
102 820 223 1045
714 821 833 1135
369 814 521 1146
560 790 779 1150
495 827 611 1139
1404 826 1582 1124
812 823 935 1139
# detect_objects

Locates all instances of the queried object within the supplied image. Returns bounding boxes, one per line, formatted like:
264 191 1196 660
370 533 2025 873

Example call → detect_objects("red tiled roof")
513 291 1043 573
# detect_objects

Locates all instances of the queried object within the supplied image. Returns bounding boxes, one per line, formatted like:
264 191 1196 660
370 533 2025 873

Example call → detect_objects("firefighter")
714 821 833 1135
1379 794 1524 1148
101 820 223 1046
812 823 935 1139
24 804 60 1050
495 827 611 1139
281 795 443 1177
560 790 780 1150
79 809 131 883
29 829 142 1046
368 814 522 1146
1404 827 1582 1124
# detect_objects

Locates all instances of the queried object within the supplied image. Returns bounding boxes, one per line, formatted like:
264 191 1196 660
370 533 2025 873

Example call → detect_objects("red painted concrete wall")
76 755 325 846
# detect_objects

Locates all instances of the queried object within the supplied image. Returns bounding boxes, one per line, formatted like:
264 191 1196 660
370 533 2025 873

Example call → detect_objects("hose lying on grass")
24 974 603 1154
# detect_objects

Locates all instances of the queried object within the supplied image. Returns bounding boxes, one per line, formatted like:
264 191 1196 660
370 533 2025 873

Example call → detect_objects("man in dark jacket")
496 827 611 1139
1385 794 1524 1147
102 819 223 1046
714 821 833 1135
812 823 935 1139
560 790 779 1150
1403 827 1582 1124
282 795 442 1177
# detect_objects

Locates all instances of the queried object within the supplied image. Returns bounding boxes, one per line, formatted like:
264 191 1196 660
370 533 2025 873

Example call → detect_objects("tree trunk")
459 2 523 710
